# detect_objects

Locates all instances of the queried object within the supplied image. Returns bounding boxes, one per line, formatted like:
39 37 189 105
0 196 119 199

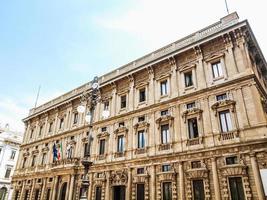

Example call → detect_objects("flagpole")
225 0 229 14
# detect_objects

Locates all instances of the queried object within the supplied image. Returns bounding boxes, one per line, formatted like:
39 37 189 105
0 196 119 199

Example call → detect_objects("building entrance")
113 186 125 200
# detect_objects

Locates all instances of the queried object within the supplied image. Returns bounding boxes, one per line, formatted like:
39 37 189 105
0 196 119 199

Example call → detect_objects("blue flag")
53 143 58 161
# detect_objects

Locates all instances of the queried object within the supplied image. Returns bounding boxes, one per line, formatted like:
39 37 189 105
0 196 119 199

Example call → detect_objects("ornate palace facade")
12 13 267 200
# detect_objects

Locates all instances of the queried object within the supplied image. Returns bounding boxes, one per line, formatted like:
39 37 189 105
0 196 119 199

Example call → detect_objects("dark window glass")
34 189 39 200
10 150 16 160
186 102 196 109
229 177 245 200
138 116 145 122
160 80 168 96
117 135 124 152
191 161 202 169
39 126 43 136
24 190 29 200
121 95 127 109
137 130 145 149
161 124 170 144
188 118 199 139
162 165 171 172
104 101 109 111
137 184 145 200
5 168 11 178
84 143 88 157
101 127 107 132
119 122 125 127
59 118 64 129
185 71 193 87
31 155 36 167
139 88 146 102
95 187 102 200
137 168 145 174
46 189 51 200
216 93 227 101
212 61 223 78
41 153 47 165
99 139 105 155
73 113 78 124
219 110 233 132
14 191 19 200
162 182 172 200
226 156 238 165
22 157 27 168
30 129 34 138
161 110 169 116
193 180 205 200
48 122 53 133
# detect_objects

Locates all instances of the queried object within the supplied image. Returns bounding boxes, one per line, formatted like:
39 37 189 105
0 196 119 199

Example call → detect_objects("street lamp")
78 76 100 200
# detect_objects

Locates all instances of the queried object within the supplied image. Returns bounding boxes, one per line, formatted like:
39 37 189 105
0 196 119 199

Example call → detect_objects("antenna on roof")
224 0 230 14
34 85 41 108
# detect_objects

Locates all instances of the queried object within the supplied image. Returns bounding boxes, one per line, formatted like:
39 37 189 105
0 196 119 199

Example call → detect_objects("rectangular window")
99 139 105 155
22 157 27 168
216 93 227 101
161 124 170 144
30 129 34 139
121 95 127 109
162 182 172 200
34 189 39 200
229 177 245 200
193 180 205 200
10 150 16 160
188 118 199 139
48 122 53 133
186 102 196 109
84 143 88 157
162 164 171 172
184 71 193 87
137 130 145 149
160 80 168 96
59 118 64 129
104 101 109 111
101 127 107 132
39 126 43 136
137 168 145 174
138 116 145 122
219 110 233 132
212 61 223 78
117 135 124 152
73 113 78 124
119 122 125 127
226 156 238 165
139 88 146 102
5 167 12 178
46 189 51 200
136 184 145 200
31 155 36 167
41 153 47 165
24 190 29 200
95 186 102 200
191 161 202 169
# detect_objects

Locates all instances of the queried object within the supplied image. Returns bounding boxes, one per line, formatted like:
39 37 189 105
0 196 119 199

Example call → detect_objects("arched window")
0 187 7 200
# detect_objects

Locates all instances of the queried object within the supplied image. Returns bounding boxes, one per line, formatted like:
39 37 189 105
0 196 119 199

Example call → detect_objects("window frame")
219 110 233 133
188 117 199 139
160 124 170 144
160 80 168 96
184 71 193 88
211 61 223 78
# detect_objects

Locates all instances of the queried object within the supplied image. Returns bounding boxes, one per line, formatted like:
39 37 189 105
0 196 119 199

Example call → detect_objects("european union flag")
53 143 58 161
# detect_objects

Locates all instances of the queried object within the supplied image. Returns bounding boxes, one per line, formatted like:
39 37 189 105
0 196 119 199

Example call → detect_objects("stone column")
40 178 47 200
52 176 59 200
250 153 265 200
68 175 75 200
150 165 156 200
29 179 36 200
126 168 132 200
211 158 221 200
105 171 110 200
178 162 185 200
19 181 26 200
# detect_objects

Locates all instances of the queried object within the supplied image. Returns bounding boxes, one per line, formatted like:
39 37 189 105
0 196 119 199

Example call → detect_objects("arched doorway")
0 187 7 200
59 183 67 200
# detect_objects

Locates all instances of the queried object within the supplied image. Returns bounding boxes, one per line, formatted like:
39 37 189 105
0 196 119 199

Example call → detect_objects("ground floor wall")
12 141 267 200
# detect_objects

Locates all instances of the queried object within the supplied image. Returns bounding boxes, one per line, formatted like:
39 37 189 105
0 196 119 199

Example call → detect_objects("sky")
0 0 267 132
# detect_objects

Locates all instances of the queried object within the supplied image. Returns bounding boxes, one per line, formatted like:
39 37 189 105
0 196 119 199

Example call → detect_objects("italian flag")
58 142 63 160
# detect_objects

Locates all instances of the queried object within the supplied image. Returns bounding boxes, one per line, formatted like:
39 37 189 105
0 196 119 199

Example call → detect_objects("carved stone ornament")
110 170 128 186
261 97 267 113
211 99 236 116
97 131 110 139
114 126 128 135
155 115 174 129
41 146 49 152
182 108 203 123
133 121 150 131
185 168 209 179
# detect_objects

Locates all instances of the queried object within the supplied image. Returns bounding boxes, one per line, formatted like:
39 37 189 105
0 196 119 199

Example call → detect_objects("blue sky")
1 0 267 131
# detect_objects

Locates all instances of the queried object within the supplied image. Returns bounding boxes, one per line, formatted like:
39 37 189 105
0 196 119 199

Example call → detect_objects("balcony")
51 157 80 168
186 137 203 146
219 130 239 141
158 143 171 151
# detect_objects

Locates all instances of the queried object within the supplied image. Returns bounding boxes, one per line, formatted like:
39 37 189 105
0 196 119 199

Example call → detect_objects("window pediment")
186 168 208 179
32 149 39 155
219 164 247 176
133 122 150 131
157 172 176 181
156 115 174 128
179 63 196 72
204 52 224 63
211 99 236 115
114 127 128 135
110 170 128 186
97 131 110 139
182 108 203 123
41 146 49 152
23 151 30 157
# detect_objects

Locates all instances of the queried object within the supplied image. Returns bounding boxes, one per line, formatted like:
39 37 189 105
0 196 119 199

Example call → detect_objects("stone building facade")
12 13 267 200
